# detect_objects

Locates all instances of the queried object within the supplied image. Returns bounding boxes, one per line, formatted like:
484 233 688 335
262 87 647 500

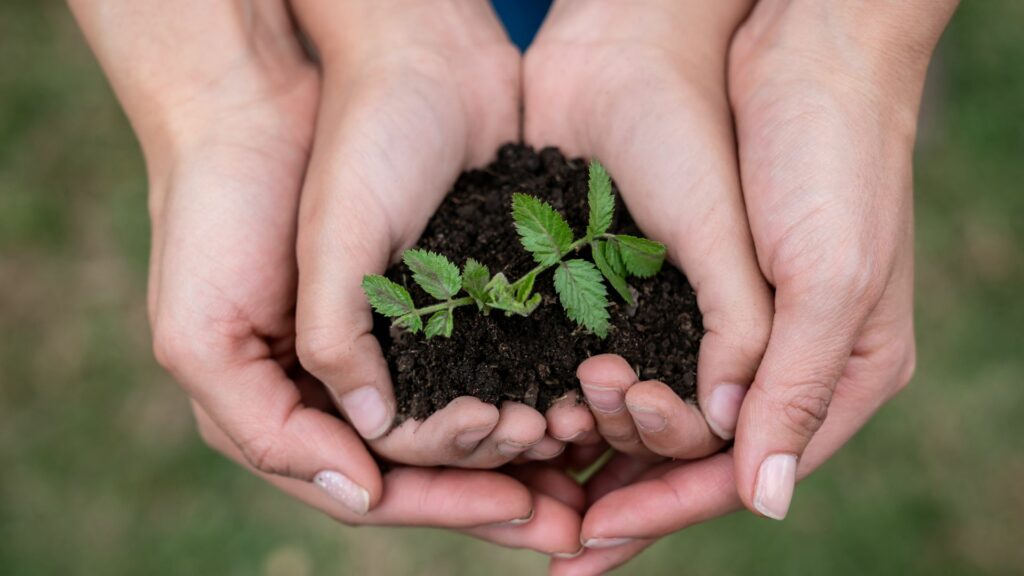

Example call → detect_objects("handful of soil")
375 144 703 421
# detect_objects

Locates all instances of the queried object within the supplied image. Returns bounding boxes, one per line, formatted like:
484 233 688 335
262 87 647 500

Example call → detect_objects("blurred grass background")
1 2 1022 575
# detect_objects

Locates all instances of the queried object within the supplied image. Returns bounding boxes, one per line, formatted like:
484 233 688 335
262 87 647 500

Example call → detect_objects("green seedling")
362 161 666 339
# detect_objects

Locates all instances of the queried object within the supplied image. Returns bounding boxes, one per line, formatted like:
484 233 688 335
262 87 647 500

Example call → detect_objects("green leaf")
604 239 626 277
486 272 536 317
362 275 417 318
462 259 491 309
403 249 462 300
515 271 537 302
587 160 614 238
511 193 574 266
592 241 633 305
616 235 667 278
424 309 454 339
394 313 423 334
554 259 610 338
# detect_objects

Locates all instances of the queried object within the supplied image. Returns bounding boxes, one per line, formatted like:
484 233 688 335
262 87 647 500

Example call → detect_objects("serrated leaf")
554 259 610 338
362 275 417 318
463 259 490 309
403 249 462 300
587 160 614 238
511 193 574 266
424 309 454 339
394 313 423 334
592 241 633 305
604 239 626 277
616 235 667 278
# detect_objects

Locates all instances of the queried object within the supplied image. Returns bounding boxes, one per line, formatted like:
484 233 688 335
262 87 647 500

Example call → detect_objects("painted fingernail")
626 404 666 432
340 386 391 440
706 383 746 440
455 426 493 450
313 470 370 516
754 453 798 520
581 384 624 414
552 547 585 559
583 537 634 549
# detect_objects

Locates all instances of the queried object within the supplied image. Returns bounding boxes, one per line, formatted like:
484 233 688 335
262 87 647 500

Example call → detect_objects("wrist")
291 0 510 65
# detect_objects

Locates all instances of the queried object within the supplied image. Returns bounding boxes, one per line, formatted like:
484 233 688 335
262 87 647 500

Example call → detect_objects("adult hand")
291 0 593 468
524 0 772 460
550 1 958 574
68 0 583 556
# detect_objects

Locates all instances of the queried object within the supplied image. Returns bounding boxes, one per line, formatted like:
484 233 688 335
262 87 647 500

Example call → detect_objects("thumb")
734 278 874 520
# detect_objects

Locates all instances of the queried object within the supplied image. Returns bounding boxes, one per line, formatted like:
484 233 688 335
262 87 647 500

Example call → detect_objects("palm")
149 64 320 377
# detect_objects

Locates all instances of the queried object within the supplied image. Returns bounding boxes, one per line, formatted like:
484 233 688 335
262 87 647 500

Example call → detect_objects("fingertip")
576 354 638 388
545 392 597 442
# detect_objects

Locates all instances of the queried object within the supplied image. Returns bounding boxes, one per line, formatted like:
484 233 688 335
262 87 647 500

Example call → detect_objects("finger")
582 453 740 541
457 402 548 468
549 539 654 576
509 465 587 513
544 391 600 444
567 441 611 473
369 396 499 466
584 452 664 505
734 278 875 520
523 435 566 461
196 402 536 526
464 493 583 557
577 355 658 459
624 381 726 459
178 349 381 517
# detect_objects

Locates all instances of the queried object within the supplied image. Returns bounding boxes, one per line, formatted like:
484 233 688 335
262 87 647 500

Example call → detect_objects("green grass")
1 2 1022 575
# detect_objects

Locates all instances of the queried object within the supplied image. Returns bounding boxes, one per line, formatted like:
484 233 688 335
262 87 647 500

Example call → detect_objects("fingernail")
552 547 585 559
313 470 370 516
552 429 585 442
455 426 492 450
340 386 391 440
754 453 798 520
583 537 634 549
502 509 534 526
523 435 566 460
497 441 531 457
492 509 534 527
706 384 746 440
626 404 666 432
581 384 624 414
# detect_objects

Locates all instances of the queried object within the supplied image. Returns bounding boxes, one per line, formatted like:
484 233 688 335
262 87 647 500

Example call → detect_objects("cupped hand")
550 1 957 573
289 0 595 468
523 0 772 462
70 0 583 556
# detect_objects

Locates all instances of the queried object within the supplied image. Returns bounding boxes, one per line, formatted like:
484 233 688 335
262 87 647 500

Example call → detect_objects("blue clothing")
491 0 553 51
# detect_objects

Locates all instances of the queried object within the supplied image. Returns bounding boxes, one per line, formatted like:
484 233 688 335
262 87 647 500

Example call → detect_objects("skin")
68 0 584 556
545 1 959 574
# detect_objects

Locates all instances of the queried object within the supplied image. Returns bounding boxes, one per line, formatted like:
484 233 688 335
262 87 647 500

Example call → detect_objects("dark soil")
377 144 703 421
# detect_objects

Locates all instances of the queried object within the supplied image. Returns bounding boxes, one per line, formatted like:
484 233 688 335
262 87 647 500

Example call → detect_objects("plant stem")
510 235 603 292
413 296 475 317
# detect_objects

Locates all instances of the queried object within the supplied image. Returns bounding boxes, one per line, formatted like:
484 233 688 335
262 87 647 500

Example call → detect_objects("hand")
549 1 958 573
290 0 596 469
68 0 583 556
524 0 772 460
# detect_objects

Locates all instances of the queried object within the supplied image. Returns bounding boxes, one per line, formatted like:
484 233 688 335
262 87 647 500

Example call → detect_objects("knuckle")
238 433 292 477
295 330 346 376
774 383 833 439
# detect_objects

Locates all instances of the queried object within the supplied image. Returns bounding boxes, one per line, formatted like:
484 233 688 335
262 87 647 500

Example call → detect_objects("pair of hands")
71 0 956 573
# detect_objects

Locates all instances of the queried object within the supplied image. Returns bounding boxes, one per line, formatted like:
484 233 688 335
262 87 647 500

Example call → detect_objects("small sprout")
361 160 667 339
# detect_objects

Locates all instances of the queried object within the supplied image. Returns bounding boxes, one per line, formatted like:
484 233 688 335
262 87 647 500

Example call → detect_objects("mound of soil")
376 144 702 421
